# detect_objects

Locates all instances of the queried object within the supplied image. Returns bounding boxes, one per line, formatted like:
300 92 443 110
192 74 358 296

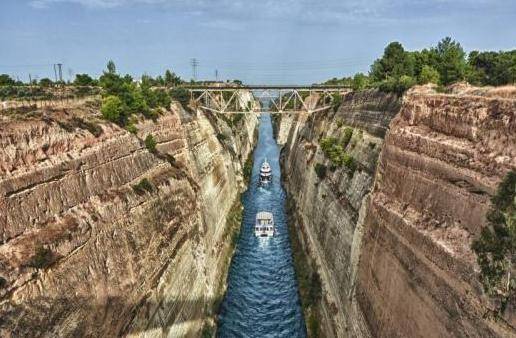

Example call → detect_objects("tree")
352 73 368 91
39 78 53 87
433 37 467 85
164 70 181 87
74 73 96 86
101 95 126 124
107 60 116 74
418 65 440 84
370 42 414 82
0 74 15 86
472 170 516 313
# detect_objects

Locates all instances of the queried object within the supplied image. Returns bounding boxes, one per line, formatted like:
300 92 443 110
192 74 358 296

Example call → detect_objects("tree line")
325 37 516 94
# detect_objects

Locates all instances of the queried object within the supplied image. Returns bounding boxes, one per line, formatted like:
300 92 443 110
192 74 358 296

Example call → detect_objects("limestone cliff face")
280 85 516 337
0 99 257 337
279 90 401 337
356 85 515 338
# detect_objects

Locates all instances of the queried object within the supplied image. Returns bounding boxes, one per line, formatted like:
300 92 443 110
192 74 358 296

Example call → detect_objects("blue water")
217 113 306 338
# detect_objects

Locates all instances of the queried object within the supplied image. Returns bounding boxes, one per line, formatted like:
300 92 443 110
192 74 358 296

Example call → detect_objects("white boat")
259 158 272 185
255 211 274 237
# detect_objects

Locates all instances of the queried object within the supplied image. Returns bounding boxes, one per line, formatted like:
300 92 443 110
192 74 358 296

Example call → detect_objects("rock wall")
0 98 258 337
356 85 515 338
279 90 401 337
280 85 516 337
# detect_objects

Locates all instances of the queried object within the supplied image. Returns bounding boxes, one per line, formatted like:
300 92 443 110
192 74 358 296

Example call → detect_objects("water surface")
218 113 306 338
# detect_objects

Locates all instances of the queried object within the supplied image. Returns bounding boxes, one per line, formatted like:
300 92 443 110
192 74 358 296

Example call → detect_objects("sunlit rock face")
280 86 516 337
357 85 515 338
279 90 401 337
0 98 257 337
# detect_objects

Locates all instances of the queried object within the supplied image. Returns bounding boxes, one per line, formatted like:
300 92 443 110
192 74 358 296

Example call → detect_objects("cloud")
28 0 511 25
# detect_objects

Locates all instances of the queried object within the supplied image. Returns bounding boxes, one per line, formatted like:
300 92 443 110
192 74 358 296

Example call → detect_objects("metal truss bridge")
186 85 350 114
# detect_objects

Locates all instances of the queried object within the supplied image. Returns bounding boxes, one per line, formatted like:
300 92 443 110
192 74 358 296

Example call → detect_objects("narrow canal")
217 113 306 337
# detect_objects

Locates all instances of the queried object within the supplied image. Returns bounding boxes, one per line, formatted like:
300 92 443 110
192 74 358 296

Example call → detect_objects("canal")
217 113 306 337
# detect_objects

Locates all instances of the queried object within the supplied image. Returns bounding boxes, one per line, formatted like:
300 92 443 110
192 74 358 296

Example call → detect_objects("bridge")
185 85 350 114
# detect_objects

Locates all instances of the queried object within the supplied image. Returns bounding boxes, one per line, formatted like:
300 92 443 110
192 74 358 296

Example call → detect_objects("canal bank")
217 113 307 337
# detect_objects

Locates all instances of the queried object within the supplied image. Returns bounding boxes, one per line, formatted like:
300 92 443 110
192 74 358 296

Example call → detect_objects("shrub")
419 65 440 84
132 178 154 195
342 153 357 176
216 133 228 143
336 119 343 128
28 246 53 269
332 93 343 113
170 87 190 108
0 276 6 288
472 170 515 313
101 95 126 124
314 163 327 179
145 134 157 153
126 124 138 134
341 127 353 149
243 154 253 182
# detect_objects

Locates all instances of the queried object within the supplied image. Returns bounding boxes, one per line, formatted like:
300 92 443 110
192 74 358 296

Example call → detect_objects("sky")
1 0 515 84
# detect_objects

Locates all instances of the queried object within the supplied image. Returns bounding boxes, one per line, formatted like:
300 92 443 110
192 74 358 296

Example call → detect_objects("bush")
145 134 157 153
170 87 190 108
101 95 126 124
132 178 154 195
28 246 53 269
0 276 6 288
418 65 440 84
341 127 353 149
216 133 228 143
314 163 327 179
243 154 253 182
472 170 515 312
126 124 138 134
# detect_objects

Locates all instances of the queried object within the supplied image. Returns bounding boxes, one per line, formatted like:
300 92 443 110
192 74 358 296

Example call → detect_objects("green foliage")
0 74 16 86
341 127 353 148
307 311 320 337
243 153 253 182
144 134 157 153
74 73 96 86
101 95 126 124
164 69 182 87
419 65 440 84
126 123 138 134
472 171 516 312
467 50 516 86
314 163 327 179
352 73 369 91
28 246 53 269
39 78 53 87
201 324 214 338
170 87 190 108
132 178 154 195
216 133 228 143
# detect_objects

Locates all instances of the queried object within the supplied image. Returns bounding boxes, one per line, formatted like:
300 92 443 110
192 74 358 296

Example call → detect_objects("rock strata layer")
280 85 516 337
0 99 258 337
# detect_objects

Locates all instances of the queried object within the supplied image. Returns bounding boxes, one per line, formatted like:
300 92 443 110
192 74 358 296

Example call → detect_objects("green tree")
164 70 182 87
74 73 96 86
39 78 53 87
0 74 16 86
433 37 467 85
472 171 516 313
107 60 116 74
352 73 368 91
418 65 440 84
370 42 414 81
101 95 126 124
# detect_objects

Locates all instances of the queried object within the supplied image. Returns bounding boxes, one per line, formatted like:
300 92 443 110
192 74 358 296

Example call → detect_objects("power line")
191 58 199 81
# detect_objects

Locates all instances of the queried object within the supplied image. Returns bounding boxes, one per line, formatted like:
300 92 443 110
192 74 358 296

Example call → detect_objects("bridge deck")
184 85 350 90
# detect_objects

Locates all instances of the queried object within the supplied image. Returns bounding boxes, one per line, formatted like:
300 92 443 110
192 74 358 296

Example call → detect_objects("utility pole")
53 64 58 82
215 69 219 82
57 63 63 82
191 58 199 81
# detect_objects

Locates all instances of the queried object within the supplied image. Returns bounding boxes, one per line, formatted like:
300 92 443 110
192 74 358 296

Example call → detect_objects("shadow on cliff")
0 294 221 337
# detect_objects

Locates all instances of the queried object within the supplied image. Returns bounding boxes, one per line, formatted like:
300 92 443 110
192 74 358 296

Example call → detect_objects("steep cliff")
0 97 258 337
279 90 401 337
280 85 516 337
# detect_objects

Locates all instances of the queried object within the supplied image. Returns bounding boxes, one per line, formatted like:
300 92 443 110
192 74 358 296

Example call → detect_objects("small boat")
259 158 272 185
255 211 274 237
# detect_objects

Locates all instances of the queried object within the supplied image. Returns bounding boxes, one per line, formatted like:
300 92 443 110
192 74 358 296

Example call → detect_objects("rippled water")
217 113 306 338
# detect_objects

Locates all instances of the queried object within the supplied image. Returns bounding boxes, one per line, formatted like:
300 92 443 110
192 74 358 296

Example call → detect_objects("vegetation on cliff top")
325 37 516 94
472 170 515 313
